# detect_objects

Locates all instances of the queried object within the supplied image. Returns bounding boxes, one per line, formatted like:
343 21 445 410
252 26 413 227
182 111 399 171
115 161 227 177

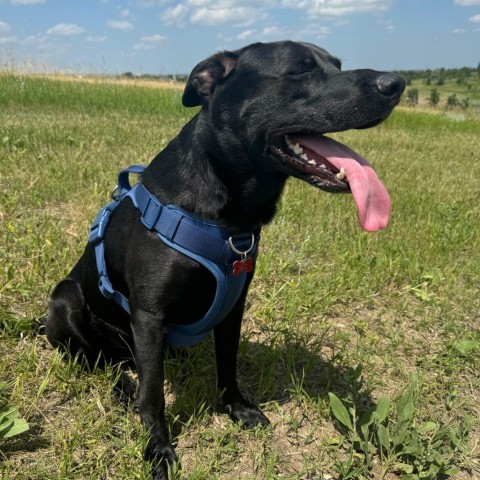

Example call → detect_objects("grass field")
1 73 479 480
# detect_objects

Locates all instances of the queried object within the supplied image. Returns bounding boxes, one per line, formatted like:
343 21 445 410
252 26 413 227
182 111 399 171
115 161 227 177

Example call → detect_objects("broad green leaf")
377 424 390 449
0 420 14 438
392 419 409 446
360 410 374 428
0 407 19 424
394 463 414 474
417 421 438 435
360 410 374 440
0 405 29 439
453 340 480 355
399 399 415 422
326 437 343 446
422 463 440 479
444 467 460 476
396 374 417 422
375 396 391 424
328 393 353 431
408 429 420 451
2 418 29 438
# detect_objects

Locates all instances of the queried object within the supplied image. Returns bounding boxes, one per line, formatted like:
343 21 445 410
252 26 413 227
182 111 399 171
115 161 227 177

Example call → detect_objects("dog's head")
183 41 405 231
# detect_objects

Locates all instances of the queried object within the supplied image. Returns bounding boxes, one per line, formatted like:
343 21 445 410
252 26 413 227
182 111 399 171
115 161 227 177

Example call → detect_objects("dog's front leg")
132 309 177 480
214 298 270 428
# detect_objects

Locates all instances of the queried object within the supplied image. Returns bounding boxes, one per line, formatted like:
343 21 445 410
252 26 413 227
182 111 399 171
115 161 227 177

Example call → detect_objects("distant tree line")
396 63 480 87
118 72 189 83
399 64 479 109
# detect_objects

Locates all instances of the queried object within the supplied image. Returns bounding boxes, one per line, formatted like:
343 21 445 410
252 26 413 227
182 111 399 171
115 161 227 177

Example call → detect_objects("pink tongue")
293 135 391 232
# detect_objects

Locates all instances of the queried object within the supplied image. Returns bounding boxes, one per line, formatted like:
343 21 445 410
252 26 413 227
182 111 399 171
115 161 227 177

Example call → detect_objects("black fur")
46 41 405 479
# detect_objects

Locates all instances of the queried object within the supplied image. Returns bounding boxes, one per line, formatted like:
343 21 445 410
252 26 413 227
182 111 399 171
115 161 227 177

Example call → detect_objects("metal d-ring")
110 185 119 200
228 233 255 259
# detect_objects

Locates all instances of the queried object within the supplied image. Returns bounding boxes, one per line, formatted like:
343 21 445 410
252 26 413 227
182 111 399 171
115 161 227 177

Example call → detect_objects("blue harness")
88 165 260 346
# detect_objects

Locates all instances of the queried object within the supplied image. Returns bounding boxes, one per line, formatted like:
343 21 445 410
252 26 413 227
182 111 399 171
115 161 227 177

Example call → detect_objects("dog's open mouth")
270 133 391 232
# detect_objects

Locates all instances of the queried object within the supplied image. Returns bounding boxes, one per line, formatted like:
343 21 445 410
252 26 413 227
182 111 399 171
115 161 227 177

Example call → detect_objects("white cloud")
22 33 49 44
173 0 392 29
136 0 172 6
86 35 107 43
281 0 392 16
132 42 155 50
451 27 466 33
158 0 391 30
379 18 394 33
221 25 286 42
262 25 284 36
191 6 265 26
236 29 255 40
187 0 208 4
106 20 134 30
0 36 17 44
120 8 131 17
140 34 166 42
294 23 331 39
46 23 85 36
185 0 277 24
470 13 480 21
0 20 11 33
187 0 276 5
10 0 45 4
160 4 188 26
133 33 166 50
454 0 480 5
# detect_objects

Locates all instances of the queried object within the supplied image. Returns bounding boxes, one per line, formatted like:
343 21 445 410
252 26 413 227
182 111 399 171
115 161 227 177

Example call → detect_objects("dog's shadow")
164 335 374 428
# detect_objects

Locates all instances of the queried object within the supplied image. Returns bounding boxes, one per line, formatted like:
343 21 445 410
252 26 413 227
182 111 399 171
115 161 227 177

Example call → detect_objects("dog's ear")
182 51 238 108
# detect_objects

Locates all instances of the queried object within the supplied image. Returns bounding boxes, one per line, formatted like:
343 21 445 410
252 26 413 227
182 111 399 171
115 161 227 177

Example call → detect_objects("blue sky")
1 0 480 75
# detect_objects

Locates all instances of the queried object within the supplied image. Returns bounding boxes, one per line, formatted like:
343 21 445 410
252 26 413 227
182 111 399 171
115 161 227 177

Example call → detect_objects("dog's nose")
375 74 406 100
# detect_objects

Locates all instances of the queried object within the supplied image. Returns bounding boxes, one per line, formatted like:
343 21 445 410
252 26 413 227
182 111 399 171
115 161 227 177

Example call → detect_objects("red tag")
233 257 254 276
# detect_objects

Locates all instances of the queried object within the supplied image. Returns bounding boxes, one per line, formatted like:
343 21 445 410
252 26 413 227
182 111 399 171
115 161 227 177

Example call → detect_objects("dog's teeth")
300 153 308 160
308 159 316 165
336 167 346 180
284 136 305 156
292 143 303 155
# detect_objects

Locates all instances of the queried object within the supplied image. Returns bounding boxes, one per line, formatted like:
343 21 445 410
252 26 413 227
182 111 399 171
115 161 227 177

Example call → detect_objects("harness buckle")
141 196 162 230
89 208 112 244
98 274 114 299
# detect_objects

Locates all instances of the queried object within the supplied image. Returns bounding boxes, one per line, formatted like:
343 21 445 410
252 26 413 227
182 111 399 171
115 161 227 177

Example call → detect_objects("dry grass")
22 73 185 90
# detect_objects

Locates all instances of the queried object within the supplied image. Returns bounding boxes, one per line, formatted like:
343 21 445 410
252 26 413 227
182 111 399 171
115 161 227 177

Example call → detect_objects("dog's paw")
146 441 178 480
224 401 270 429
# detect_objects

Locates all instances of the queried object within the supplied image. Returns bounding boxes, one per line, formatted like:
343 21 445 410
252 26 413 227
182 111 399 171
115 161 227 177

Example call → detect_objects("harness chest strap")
88 165 260 346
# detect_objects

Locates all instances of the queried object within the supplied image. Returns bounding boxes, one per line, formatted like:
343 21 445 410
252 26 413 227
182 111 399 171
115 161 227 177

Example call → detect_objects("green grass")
1 73 479 479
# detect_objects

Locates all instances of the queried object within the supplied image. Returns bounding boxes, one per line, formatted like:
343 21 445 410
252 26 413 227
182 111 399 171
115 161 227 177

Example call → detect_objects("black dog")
46 41 405 479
